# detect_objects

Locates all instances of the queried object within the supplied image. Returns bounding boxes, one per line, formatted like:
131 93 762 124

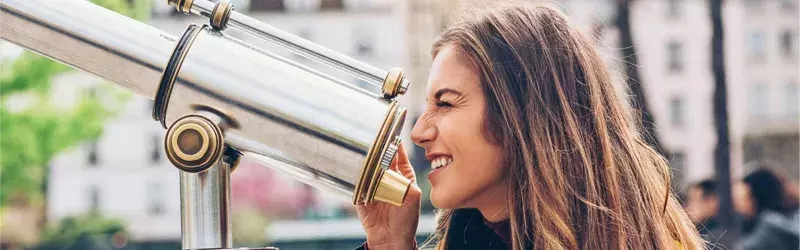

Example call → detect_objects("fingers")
395 142 411 165
391 144 416 184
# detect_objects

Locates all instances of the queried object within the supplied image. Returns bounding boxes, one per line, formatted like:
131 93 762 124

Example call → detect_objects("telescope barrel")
170 0 410 97
1 0 411 206
1 0 173 99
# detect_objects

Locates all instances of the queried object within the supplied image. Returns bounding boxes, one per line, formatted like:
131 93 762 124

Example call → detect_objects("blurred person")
685 179 725 243
775 170 800 212
354 3 703 249
733 168 800 250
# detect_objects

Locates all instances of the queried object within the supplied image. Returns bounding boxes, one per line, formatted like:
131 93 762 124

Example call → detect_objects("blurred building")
629 0 798 186
405 0 799 190
47 72 184 242
46 0 408 245
725 0 799 179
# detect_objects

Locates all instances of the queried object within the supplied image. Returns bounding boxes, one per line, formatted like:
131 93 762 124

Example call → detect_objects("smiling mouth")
431 156 453 171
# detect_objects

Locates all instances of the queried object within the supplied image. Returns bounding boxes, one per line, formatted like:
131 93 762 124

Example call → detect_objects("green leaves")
37 212 127 250
0 52 70 97
0 0 148 207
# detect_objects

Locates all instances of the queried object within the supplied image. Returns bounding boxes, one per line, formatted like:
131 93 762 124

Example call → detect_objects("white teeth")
430 156 453 170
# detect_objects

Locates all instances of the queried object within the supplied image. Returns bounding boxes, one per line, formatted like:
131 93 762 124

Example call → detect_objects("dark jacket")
358 209 511 250
737 210 799 250
438 209 510 250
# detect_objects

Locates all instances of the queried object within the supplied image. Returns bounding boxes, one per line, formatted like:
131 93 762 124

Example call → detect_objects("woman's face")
410 45 507 210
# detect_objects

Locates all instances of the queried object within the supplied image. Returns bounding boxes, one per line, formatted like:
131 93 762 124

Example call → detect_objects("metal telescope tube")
1 0 410 205
0 0 171 98
169 0 410 97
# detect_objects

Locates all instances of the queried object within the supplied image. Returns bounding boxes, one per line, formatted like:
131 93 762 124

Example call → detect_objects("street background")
1 0 797 249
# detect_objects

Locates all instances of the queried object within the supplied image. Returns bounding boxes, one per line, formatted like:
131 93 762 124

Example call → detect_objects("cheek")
430 111 506 208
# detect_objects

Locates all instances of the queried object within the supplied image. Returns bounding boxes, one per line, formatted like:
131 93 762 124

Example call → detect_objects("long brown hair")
428 3 702 250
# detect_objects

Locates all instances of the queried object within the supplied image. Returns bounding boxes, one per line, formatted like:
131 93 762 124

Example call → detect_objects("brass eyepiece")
165 114 224 173
373 169 412 206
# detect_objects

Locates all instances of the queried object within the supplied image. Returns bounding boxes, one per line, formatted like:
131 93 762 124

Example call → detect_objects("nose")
410 113 437 147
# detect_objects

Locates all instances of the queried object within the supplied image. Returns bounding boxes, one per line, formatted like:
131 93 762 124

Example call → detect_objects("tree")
614 0 666 156
709 0 738 247
36 212 127 250
0 0 150 245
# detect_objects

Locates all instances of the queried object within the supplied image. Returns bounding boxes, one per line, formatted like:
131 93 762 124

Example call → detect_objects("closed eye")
435 100 452 107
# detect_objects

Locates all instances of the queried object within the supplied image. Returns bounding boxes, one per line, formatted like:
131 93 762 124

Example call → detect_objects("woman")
356 3 703 249
733 168 799 250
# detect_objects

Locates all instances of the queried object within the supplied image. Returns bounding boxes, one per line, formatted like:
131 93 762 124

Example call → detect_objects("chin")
430 188 459 209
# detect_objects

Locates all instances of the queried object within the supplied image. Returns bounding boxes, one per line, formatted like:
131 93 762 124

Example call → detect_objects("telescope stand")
164 106 277 250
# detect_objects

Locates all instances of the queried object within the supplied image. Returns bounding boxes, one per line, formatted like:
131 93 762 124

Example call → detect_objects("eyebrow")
434 88 463 99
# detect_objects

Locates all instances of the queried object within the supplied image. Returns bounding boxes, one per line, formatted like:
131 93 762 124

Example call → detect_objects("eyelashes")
435 100 452 108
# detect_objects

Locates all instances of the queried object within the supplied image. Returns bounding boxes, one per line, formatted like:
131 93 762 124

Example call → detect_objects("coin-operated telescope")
1 0 413 249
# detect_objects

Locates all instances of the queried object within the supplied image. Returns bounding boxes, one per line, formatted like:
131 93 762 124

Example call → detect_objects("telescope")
1 0 413 249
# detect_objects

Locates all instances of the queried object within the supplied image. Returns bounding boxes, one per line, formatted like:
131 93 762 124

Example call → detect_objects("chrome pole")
171 0 410 97
179 161 232 249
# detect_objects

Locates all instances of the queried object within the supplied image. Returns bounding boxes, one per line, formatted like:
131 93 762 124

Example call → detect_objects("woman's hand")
356 144 422 250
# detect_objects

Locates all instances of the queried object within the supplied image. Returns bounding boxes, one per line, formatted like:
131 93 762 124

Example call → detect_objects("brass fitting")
382 67 407 99
165 114 224 173
373 169 412 206
210 0 233 31
353 102 411 206
168 0 194 14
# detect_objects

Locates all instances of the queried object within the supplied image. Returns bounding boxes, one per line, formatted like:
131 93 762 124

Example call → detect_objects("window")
320 0 344 10
667 41 683 73
285 0 319 12
354 27 375 57
147 182 165 216
667 0 681 19
781 0 797 12
88 140 99 166
786 82 799 118
780 30 796 60
249 0 284 12
668 151 686 188
89 185 101 212
669 97 684 127
668 151 686 170
744 141 764 162
345 0 370 10
748 31 766 62
745 0 764 14
151 134 161 164
748 83 769 117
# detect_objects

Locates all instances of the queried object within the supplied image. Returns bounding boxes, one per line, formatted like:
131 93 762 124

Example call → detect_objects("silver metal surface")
180 160 232 249
183 0 400 93
0 0 173 98
165 26 404 201
1 0 407 204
